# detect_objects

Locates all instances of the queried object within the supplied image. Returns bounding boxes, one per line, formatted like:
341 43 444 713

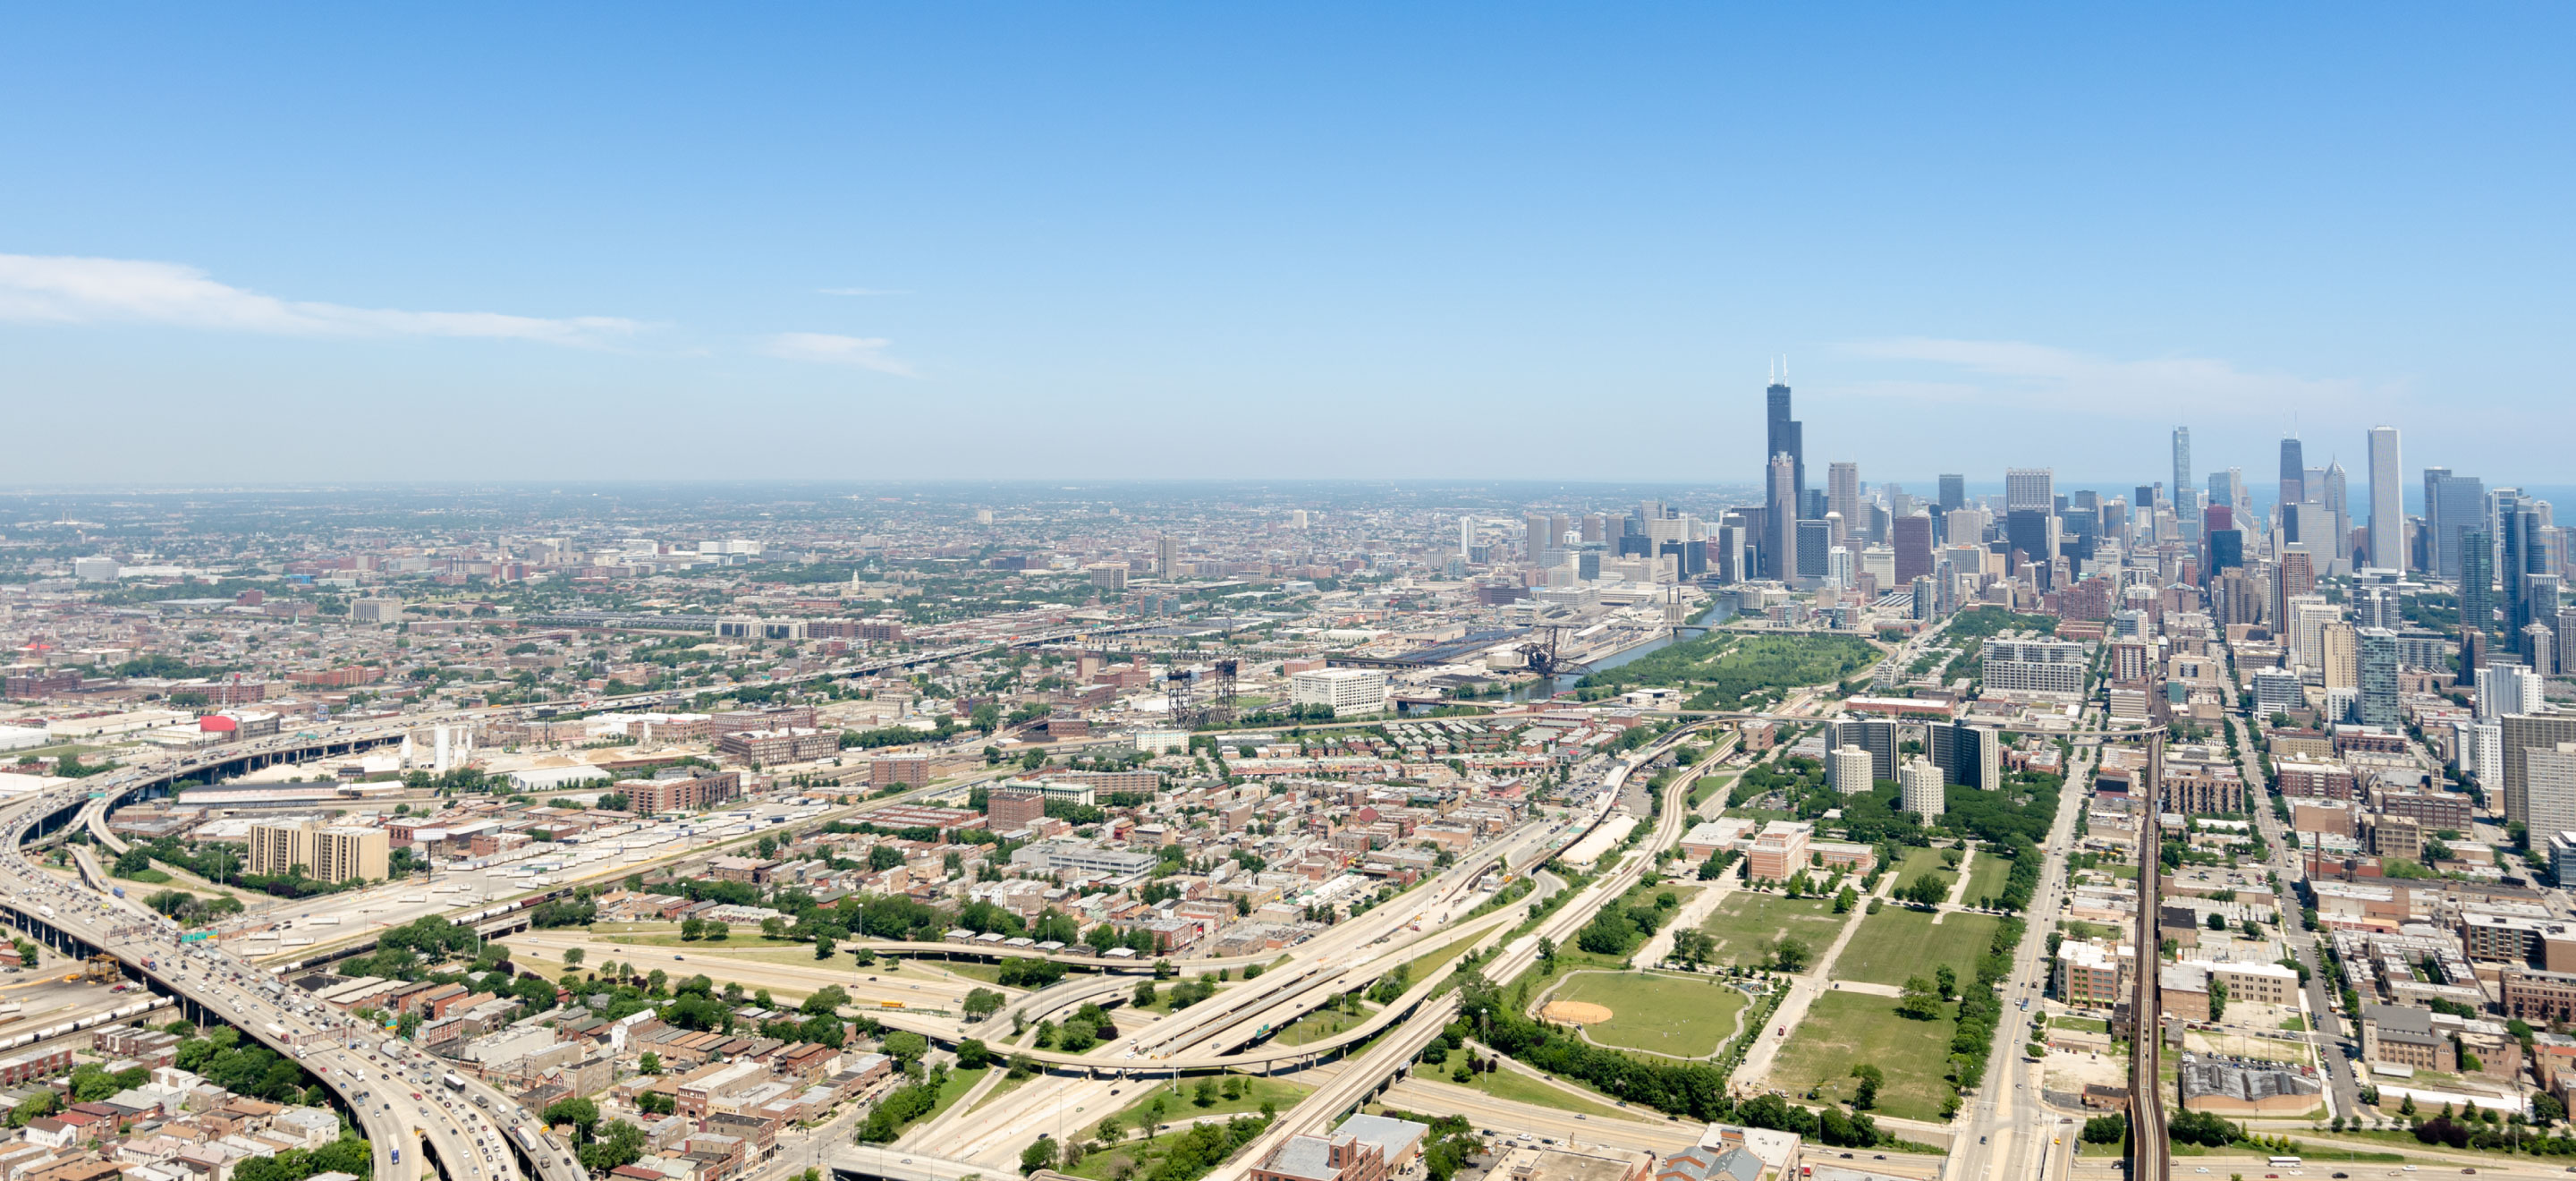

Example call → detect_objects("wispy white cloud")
1840 336 2405 420
818 286 909 297
0 253 643 346
761 331 916 377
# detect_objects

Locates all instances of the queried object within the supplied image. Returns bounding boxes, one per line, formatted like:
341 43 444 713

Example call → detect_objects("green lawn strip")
1689 771 1741 810
115 868 174 884
2057 920 2121 941
587 930 811 949
931 959 1008 985
1080 1076 1310 1143
1403 929 1492 983
1767 990 1957 1123
1829 908 2002 988
1694 892 1848 968
1962 852 2012 906
1548 970 1748 1058
1428 1046 1631 1118
2051 1015 2108 1033
1270 1005 1375 1046
923 1065 988 1122
965 1070 1033 1115
1136 981 1236 1015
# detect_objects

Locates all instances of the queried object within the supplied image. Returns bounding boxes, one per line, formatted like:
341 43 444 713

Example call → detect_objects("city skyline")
3 5 2573 481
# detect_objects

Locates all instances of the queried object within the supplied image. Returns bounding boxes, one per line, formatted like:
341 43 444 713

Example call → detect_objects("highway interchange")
0 629 2241 1181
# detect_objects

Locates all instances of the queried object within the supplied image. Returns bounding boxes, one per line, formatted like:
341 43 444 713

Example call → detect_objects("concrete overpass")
1 785 590 1181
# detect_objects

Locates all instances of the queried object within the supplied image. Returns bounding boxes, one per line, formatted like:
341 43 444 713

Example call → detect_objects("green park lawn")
1548 970 1749 1058
1888 846 1957 882
1695 892 1850 968
1767 990 1958 1123
1829 909 2003 988
1962 851 2014 906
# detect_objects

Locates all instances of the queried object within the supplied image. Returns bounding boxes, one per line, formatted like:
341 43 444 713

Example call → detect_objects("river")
1517 595 1738 698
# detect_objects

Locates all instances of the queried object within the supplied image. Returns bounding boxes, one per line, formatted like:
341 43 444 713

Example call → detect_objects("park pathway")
1730 858 1902 1090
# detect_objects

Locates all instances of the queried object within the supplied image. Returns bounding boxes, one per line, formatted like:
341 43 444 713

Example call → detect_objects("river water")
1517 596 1739 699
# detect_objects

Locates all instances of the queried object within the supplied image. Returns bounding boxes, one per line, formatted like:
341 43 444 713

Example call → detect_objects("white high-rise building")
2453 720 2503 785
1830 745 1874 796
1289 668 1388 717
2478 665 2546 721
1899 758 1945 819
2368 426 2403 571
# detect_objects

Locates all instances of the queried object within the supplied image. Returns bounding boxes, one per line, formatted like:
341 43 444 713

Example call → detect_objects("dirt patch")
1540 1000 1614 1024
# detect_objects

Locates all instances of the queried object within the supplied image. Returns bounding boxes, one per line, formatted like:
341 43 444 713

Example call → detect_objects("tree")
1895 976 1944 1021
884 1032 929 1067
1934 964 1958 999
1134 980 1159 1007
2208 978 2228 1021
680 916 707 941
564 947 585 968
639 1051 663 1075
963 987 1005 1018
542 1097 601 1143
1849 1064 1883 1110
1193 1077 1218 1107
815 933 836 960
956 1039 993 1069
1771 937 1811 973
1019 1138 1058 1175
6 1091 56 1128
1834 886 1858 913
2206 912 2227 931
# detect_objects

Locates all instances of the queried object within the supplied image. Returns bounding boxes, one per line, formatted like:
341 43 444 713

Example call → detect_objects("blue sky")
3 4 2570 490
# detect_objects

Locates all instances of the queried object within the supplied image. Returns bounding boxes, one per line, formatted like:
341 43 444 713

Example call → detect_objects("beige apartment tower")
248 819 389 883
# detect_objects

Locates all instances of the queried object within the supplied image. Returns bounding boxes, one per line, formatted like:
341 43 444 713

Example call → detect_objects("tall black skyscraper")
1766 380 1804 516
2277 436 2306 542
2500 492 2555 638
2462 529 2496 635
2424 468 2486 582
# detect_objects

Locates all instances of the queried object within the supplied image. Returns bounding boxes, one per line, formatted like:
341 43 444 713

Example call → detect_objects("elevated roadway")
1195 723 1721 1181
2129 731 2170 1181
0 784 589 1181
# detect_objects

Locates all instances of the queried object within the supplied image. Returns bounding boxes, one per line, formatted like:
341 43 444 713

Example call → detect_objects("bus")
2267 1157 2301 1168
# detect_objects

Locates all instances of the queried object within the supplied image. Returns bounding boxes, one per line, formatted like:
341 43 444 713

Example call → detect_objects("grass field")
1962 851 2014 906
924 1065 987 1123
1547 971 1749 1058
1830 909 2003 988
1081 1075 1309 1142
1271 1003 1372 1046
1695 892 1849 967
1427 1046 1630 1117
1889 846 1957 882
1767 990 1958 1122
1065 1077 1310 1181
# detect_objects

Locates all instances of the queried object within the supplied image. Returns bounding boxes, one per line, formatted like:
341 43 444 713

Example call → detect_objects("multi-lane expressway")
0 782 588 1181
